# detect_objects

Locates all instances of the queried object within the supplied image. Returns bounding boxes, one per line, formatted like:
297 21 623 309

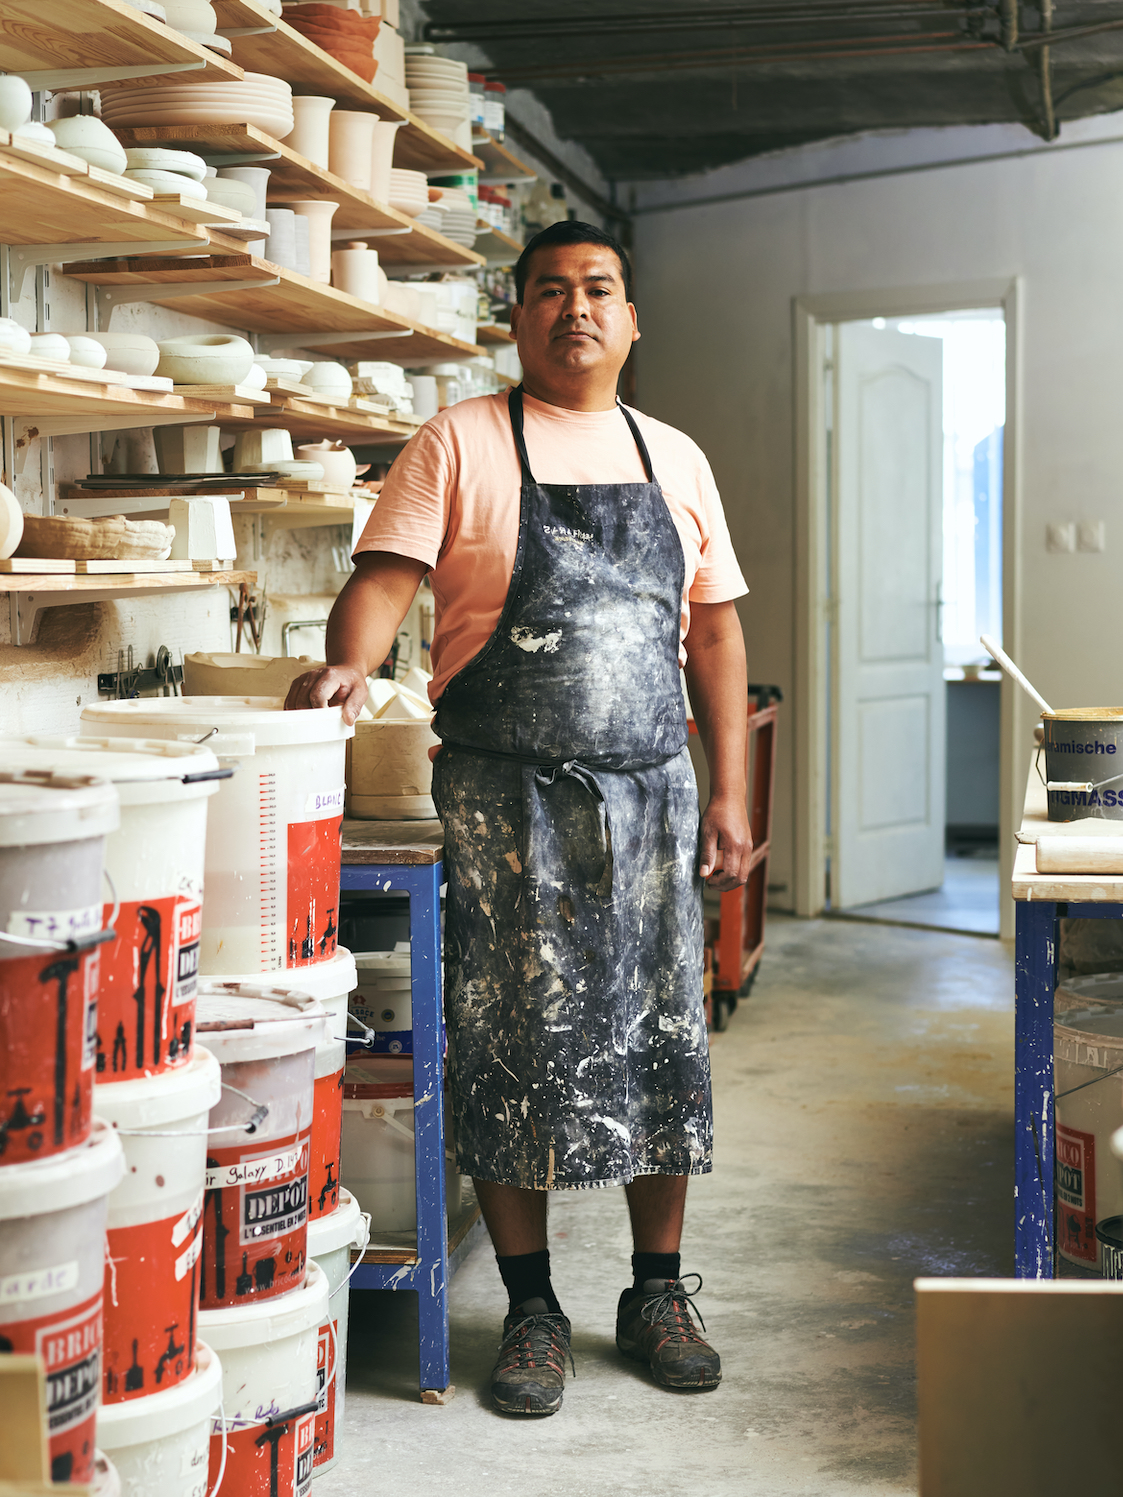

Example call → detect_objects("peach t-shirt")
354 390 748 700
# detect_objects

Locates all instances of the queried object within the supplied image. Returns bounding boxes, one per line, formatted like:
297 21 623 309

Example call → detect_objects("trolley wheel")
739 966 758 999
712 995 731 1031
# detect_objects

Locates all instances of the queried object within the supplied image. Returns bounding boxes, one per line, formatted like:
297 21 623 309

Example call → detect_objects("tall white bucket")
1055 1000 1123 1272
80 699 353 975
0 737 220 1083
307 1189 369 1476
351 947 412 1053
97 1340 223 1497
0 1120 125 1484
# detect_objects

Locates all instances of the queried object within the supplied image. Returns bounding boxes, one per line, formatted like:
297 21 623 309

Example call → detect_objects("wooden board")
351 1201 479 1267
476 323 515 346
1013 762 1123 900
2 557 196 574
63 250 486 364
220 395 413 444
0 0 242 83
210 0 481 174
341 817 443 865
472 130 538 185
0 569 253 594
111 123 484 267
0 1356 48 1483
0 366 252 425
0 133 92 178
0 152 210 250
150 192 243 225
474 222 523 266
171 382 273 403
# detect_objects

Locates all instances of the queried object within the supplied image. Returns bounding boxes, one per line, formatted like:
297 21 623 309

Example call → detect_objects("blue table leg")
1014 899 1057 1277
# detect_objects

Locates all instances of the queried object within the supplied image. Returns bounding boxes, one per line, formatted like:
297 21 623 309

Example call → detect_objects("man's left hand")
698 794 753 890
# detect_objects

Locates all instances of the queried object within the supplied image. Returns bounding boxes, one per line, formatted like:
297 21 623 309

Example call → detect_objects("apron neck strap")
508 385 657 484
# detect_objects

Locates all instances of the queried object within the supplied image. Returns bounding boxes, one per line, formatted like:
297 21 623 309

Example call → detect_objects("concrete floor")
321 914 1014 1497
843 855 1001 937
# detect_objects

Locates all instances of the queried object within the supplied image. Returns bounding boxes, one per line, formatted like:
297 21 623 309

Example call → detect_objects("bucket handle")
112 1081 270 1137
1056 1060 1123 1099
333 1210 373 1299
0 867 120 954
352 1099 457 1160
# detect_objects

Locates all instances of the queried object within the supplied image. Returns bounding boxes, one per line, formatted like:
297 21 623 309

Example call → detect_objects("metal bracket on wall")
9 580 217 646
98 276 280 321
329 227 412 241
9 239 204 302
254 329 414 354
15 60 206 90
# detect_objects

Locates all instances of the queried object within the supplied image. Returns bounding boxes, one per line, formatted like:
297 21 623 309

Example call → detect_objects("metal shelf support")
8 576 232 646
10 239 204 301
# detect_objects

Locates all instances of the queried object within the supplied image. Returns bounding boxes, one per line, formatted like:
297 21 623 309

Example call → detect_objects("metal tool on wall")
98 645 183 699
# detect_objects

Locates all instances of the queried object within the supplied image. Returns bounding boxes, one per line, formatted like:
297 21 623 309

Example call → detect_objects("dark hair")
514 220 633 304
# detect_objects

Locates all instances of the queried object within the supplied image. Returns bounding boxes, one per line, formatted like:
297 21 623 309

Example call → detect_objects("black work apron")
431 388 712 1190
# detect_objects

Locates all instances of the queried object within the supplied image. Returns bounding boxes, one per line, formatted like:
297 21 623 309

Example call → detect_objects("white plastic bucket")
200 1260 329 1497
204 950 356 1221
346 718 438 819
80 699 353 975
97 1340 223 1497
307 1190 368 1476
196 983 326 1308
0 772 118 1166
94 1450 121 1496
1055 1001 1123 1271
0 1119 125 1484
341 1056 459 1231
352 947 412 1054
97 1047 222 1403
0 737 221 1084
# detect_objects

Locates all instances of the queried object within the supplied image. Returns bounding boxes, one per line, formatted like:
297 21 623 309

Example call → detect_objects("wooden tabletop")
1013 764 1123 903
341 818 443 865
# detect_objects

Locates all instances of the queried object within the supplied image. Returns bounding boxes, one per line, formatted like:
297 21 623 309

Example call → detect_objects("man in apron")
287 221 751 1416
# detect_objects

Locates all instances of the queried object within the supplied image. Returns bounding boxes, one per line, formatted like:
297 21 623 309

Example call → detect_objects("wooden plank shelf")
474 221 523 266
63 248 486 364
58 482 360 529
111 123 483 269
476 322 515 346
2 569 255 647
219 393 415 444
210 0 480 175
471 131 537 186
0 363 255 437
0 0 243 87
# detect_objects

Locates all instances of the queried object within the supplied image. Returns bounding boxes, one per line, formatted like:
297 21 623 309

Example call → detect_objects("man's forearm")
325 551 429 676
683 603 749 801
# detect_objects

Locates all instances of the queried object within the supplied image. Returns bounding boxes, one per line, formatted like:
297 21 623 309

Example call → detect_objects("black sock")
631 1251 681 1294
496 1249 562 1315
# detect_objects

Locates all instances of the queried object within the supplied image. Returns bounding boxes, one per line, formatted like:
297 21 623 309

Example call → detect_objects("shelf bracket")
9 576 240 646
99 276 281 321
254 329 414 354
9 239 204 302
15 60 207 91
198 151 281 166
330 227 413 241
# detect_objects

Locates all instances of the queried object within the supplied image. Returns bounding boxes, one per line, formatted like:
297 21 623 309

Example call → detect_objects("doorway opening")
822 308 1006 937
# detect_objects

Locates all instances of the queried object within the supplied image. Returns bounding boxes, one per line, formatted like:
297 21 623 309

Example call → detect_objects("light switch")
1047 522 1076 553
1078 520 1106 553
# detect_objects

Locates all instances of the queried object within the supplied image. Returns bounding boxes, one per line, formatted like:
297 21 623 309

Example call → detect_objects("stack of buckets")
78 697 367 1486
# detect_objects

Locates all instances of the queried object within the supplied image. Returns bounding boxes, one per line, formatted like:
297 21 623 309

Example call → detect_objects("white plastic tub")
0 1120 125 1484
0 771 118 1165
97 1340 222 1497
341 1056 459 1231
307 1190 369 1476
0 737 221 1083
1055 1001 1123 1271
200 1260 329 1497
196 983 326 1308
80 698 352 974
97 1047 222 1403
352 947 412 1054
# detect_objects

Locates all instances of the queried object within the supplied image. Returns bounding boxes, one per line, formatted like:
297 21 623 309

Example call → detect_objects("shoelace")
640 1274 708 1341
498 1312 577 1378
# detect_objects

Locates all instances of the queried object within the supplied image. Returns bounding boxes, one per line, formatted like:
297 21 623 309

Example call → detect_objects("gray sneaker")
615 1275 722 1390
490 1299 574 1415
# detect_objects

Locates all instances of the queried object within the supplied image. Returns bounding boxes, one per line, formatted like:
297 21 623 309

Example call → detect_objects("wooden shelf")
3 569 254 647
474 221 523 266
64 247 486 364
0 361 255 437
220 393 416 444
472 131 537 185
111 123 484 269
476 322 516 346
0 0 243 87
209 0 480 175
58 481 363 529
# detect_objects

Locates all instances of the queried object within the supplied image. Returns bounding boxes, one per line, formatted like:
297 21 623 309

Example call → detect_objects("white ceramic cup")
264 207 297 270
330 243 380 303
293 213 311 277
282 200 339 284
328 111 377 191
369 120 404 204
285 95 334 170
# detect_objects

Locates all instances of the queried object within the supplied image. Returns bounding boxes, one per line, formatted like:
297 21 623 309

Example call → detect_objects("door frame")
792 279 1023 938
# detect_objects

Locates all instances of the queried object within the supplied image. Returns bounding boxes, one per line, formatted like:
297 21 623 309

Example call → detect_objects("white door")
833 323 945 908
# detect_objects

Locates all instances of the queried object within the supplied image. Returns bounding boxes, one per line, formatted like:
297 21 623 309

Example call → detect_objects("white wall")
629 112 1123 910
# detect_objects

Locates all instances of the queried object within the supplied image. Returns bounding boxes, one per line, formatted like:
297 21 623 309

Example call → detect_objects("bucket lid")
195 983 327 1063
81 697 354 746
95 1046 221 1131
210 946 357 1003
1095 1215 1123 1248
355 948 411 980
0 1118 124 1219
197 1259 329 1346
0 771 118 848
1055 1006 1123 1045
96 1341 222 1450
0 736 222 788
307 1187 365 1257
1045 708 1123 721
344 1054 417 1100
1056 973 1123 1008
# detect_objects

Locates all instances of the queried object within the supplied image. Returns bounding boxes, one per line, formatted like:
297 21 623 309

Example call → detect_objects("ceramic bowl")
81 332 161 377
0 318 32 357
202 176 257 215
255 356 305 380
233 427 294 468
124 169 209 200
29 333 71 363
0 75 33 133
124 146 208 180
156 333 256 385
295 440 358 488
64 336 109 370
161 0 218 34
304 362 353 398
0 482 24 561
46 116 127 175
14 122 55 145
243 363 268 390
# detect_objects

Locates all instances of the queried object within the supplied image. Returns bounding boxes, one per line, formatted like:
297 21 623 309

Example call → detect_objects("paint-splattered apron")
431 388 712 1190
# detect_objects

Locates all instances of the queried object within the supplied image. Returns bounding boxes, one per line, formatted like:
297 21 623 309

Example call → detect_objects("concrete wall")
628 112 1123 910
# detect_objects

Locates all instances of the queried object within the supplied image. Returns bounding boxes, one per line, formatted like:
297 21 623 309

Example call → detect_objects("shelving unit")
476 323 516 346
58 481 370 529
2 569 254 646
220 394 416 445
0 362 254 437
111 123 484 270
472 131 537 185
0 0 243 87
209 0 480 174
474 221 523 267
66 247 486 363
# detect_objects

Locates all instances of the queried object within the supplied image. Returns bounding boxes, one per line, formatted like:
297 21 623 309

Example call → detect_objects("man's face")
511 243 639 388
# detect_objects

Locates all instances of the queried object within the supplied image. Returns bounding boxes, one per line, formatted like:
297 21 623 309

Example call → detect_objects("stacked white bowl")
123 146 210 202
100 72 294 140
405 53 470 143
428 186 477 248
387 167 428 217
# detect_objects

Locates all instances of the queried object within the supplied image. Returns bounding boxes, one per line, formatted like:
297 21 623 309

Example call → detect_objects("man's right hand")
284 663 369 725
